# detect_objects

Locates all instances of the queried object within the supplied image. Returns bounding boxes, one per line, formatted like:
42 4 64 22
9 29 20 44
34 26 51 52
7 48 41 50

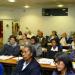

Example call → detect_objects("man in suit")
13 45 41 75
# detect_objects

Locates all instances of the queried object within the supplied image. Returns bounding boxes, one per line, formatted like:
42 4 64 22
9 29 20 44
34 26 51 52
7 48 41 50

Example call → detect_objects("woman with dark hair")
52 52 75 75
47 39 62 59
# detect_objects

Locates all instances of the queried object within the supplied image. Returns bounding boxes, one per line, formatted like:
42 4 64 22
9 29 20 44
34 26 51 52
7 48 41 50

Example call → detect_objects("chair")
0 64 4 75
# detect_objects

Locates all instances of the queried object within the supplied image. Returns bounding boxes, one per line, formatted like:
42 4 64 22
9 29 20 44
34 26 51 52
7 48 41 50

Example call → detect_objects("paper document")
0 55 14 60
37 58 55 65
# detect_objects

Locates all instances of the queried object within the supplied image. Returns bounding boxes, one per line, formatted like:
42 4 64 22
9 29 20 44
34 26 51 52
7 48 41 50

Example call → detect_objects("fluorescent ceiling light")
57 4 64 7
24 5 30 8
8 0 15 2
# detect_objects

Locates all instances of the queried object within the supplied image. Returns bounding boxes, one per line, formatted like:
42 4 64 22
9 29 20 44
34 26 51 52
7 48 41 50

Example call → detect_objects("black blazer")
46 45 62 59
13 58 41 75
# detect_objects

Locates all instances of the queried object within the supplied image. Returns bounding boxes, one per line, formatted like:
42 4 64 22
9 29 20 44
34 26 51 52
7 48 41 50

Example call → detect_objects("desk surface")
0 56 56 69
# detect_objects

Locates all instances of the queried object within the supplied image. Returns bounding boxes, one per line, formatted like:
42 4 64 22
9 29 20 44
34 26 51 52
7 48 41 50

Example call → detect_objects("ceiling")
0 0 75 8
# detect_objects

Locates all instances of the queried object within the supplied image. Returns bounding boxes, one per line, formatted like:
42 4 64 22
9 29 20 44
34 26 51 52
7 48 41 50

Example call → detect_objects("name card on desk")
37 58 55 66
0 55 14 60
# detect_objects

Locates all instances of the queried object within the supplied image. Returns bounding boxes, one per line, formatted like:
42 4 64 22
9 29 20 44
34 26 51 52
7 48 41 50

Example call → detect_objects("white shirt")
51 46 58 51
71 41 75 49
22 62 29 71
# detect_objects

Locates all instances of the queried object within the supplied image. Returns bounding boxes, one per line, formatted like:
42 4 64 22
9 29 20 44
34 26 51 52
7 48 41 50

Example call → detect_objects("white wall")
3 20 12 43
0 7 23 43
20 6 75 36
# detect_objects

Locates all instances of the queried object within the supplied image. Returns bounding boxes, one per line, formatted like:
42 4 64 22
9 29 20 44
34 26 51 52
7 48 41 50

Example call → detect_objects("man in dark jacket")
0 35 20 56
13 45 41 75
0 35 20 75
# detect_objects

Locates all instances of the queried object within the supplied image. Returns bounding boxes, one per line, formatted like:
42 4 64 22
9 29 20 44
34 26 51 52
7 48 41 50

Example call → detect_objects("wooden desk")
40 64 56 69
0 59 17 65
0 56 56 69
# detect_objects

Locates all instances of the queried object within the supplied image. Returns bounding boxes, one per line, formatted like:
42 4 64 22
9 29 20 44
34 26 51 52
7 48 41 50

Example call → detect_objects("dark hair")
52 31 57 36
9 35 17 42
24 45 36 57
55 52 73 72
31 36 39 43
18 31 22 35
50 39 60 46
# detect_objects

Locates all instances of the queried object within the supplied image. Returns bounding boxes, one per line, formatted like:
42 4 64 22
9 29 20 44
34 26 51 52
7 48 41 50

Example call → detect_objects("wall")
20 6 75 36
0 7 23 43
3 20 13 43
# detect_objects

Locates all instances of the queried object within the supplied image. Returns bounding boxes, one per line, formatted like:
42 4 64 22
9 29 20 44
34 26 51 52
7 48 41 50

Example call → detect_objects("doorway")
0 21 3 48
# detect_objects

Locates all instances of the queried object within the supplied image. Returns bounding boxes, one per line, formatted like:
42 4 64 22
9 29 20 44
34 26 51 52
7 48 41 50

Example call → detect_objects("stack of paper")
0 55 14 60
37 58 55 65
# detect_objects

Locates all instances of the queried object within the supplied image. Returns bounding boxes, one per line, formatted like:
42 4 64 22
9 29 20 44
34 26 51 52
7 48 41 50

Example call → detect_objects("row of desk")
0 55 75 75
0 56 75 70
0 56 56 70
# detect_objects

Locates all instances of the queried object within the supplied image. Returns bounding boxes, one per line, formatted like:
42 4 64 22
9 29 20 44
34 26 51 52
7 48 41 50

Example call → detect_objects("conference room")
0 0 75 75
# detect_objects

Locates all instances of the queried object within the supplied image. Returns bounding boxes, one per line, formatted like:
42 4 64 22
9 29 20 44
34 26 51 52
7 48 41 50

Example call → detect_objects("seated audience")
13 45 41 75
36 30 47 47
47 39 62 58
48 31 59 43
31 36 42 57
69 50 75 61
67 32 74 44
19 33 31 49
52 52 75 75
0 35 20 56
27 31 34 39
17 31 23 41
71 34 75 50
60 32 68 46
